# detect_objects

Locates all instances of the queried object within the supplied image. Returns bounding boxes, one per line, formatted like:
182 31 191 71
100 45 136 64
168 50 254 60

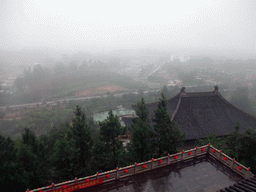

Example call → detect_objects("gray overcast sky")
0 0 256 55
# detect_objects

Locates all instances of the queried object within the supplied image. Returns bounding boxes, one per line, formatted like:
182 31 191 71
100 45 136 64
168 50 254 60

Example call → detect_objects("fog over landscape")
0 0 256 57
2 1 256 192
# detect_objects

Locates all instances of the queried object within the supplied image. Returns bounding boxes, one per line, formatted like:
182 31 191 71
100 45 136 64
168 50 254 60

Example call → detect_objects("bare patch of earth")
75 85 126 96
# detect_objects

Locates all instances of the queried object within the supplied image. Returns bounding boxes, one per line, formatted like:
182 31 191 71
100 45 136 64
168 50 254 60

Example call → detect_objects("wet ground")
78 155 243 192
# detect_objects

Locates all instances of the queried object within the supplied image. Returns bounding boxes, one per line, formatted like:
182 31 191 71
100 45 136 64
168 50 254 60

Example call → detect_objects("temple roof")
126 86 256 140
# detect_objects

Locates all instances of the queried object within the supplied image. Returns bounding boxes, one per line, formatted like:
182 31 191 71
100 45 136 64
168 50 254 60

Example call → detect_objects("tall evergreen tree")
224 122 256 174
224 122 241 158
153 93 186 157
131 118 152 162
50 132 80 183
0 134 29 192
17 128 45 190
135 97 149 124
99 109 123 169
130 97 154 162
22 128 38 154
70 105 93 176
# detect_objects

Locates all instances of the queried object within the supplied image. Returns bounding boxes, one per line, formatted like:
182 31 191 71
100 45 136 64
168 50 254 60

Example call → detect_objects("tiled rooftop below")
80 155 244 192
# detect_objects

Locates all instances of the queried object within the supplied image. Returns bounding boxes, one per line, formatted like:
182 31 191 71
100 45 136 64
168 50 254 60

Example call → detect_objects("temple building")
26 86 256 192
122 86 256 149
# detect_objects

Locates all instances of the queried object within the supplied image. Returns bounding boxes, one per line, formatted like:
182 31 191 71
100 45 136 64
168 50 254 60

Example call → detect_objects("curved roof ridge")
216 91 256 122
131 93 181 109
171 94 182 121
182 91 216 97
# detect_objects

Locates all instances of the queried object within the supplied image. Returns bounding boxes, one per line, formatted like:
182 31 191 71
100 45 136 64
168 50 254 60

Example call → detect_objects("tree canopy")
153 93 186 156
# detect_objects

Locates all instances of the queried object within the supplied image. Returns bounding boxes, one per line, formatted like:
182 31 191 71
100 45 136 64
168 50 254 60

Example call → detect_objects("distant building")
170 55 190 62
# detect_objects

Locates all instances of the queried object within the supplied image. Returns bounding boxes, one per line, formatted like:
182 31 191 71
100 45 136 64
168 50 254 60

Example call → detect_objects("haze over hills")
0 0 256 60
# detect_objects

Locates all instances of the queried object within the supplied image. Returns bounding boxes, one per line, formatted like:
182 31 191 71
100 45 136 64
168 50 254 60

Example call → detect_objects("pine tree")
22 128 38 154
135 97 149 124
0 134 29 192
17 128 44 190
130 97 153 162
99 109 123 169
224 122 256 174
131 118 152 162
50 132 80 183
153 93 185 157
224 122 241 159
70 105 93 177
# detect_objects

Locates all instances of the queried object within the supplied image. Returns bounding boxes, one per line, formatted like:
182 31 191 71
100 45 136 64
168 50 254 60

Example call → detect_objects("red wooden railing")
26 144 254 192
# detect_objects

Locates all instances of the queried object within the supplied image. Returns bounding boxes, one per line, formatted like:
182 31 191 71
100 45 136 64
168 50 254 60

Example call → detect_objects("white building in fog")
170 55 190 62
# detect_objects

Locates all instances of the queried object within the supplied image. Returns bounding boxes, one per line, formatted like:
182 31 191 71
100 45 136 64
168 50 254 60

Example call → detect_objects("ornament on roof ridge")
180 87 185 93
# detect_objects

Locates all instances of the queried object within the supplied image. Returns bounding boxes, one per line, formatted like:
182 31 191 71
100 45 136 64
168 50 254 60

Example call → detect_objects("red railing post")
231 158 235 170
207 143 210 154
116 168 119 179
181 150 184 161
194 146 198 158
218 150 222 161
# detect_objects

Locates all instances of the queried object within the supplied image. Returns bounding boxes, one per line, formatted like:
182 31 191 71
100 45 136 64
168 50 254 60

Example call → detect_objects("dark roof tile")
123 87 256 141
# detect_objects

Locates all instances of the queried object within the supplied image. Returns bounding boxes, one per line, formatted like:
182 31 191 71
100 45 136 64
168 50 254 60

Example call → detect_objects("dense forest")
1 94 256 192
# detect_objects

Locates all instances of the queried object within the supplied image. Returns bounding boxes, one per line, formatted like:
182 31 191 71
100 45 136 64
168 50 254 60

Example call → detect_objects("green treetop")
153 93 186 157
99 109 123 169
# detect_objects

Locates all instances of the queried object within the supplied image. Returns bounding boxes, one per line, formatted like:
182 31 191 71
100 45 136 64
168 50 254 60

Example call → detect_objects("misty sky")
1 0 256 55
